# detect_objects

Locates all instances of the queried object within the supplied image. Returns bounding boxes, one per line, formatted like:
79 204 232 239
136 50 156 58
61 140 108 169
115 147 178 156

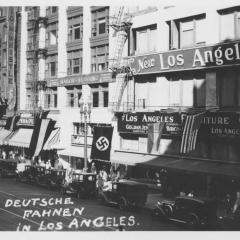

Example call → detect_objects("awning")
58 145 91 158
8 128 33 148
43 128 62 150
111 151 240 178
0 129 13 145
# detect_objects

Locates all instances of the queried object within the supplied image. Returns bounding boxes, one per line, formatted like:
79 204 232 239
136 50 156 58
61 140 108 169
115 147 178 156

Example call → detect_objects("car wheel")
187 214 199 230
119 197 128 211
162 205 173 218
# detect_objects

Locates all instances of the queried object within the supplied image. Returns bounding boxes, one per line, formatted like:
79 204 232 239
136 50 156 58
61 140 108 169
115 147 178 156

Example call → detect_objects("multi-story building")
2 4 240 198
17 6 114 168
0 7 21 117
111 3 240 198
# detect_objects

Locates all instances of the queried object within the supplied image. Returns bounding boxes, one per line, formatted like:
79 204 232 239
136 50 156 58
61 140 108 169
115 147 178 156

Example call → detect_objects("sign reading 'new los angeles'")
129 40 240 74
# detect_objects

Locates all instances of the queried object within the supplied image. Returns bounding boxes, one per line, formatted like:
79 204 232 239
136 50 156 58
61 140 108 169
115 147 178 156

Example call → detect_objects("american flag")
180 112 205 154
147 122 165 154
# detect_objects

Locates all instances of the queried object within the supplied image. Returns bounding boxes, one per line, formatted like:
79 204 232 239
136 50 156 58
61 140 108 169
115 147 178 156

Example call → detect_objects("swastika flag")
91 126 114 161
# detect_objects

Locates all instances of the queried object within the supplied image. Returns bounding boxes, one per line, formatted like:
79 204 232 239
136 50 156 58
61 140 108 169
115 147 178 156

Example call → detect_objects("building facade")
1 4 240 197
111 4 240 197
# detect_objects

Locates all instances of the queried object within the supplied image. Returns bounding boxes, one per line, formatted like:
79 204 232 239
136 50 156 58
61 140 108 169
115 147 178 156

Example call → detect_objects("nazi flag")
91 126 113 161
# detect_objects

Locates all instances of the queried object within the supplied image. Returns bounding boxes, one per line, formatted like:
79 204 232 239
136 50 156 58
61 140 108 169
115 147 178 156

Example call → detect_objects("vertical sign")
7 7 16 110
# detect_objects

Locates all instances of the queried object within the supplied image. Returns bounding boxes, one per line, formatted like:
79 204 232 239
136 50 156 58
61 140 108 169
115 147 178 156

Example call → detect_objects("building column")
19 7 28 110
57 5 67 78
206 71 218 109
82 6 92 102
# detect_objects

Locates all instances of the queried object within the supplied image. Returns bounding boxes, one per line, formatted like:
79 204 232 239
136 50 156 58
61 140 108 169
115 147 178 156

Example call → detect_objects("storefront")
113 40 240 198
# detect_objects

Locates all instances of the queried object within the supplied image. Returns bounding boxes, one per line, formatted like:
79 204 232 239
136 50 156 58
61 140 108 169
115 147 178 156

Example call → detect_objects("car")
152 196 219 229
16 165 44 184
0 159 17 177
218 212 240 230
37 168 66 189
98 179 148 211
61 172 97 198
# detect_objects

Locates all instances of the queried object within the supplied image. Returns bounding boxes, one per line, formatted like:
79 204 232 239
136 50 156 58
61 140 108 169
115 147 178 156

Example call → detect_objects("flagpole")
79 98 92 172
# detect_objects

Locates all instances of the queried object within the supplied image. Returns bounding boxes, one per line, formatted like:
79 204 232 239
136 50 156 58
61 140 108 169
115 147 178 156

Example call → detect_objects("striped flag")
29 118 56 158
180 112 205 154
147 122 165 154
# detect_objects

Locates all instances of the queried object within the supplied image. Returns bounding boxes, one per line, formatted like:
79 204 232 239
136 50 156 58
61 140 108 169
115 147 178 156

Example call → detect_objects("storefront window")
218 69 240 108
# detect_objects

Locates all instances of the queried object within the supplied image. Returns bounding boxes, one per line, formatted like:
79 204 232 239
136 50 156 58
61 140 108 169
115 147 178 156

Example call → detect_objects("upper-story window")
67 50 82 75
90 83 109 108
44 88 58 109
168 14 206 50
91 45 109 72
46 23 58 46
51 7 57 13
219 7 240 41
66 86 82 108
91 7 109 37
46 6 58 15
45 55 58 78
133 24 157 54
68 15 83 41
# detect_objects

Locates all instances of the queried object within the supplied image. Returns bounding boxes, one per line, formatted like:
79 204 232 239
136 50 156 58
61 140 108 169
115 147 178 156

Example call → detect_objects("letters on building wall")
129 40 240 75
117 111 240 139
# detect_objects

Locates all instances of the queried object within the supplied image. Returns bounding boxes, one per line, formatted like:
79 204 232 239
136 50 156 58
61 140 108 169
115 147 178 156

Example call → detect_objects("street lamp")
79 98 92 172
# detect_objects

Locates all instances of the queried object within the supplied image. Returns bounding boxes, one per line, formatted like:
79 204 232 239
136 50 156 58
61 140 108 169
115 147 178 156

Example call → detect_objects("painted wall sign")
47 72 114 87
0 119 7 127
129 40 240 75
117 111 240 139
118 112 182 135
17 117 35 127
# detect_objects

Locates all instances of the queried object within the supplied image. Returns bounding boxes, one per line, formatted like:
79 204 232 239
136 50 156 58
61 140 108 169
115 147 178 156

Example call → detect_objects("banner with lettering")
117 111 240 139
118 112 182 135
129 40 240 75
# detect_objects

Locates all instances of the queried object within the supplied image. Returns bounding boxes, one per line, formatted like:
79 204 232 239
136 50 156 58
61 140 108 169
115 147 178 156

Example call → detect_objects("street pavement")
0 177 184 231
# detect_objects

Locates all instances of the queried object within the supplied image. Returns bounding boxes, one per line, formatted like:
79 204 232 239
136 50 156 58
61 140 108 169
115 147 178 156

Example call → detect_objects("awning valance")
43 128 61 150
0 129 13 145
8 128 33 148
111 151 240 178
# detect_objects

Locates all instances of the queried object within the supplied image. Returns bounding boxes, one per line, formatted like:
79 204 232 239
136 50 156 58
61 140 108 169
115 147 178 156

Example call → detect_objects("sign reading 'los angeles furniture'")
129 40 240 75
117 112 240 139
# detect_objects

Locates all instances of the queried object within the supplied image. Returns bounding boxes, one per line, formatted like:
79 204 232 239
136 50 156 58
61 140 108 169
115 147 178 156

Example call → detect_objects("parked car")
0 159 17 177
98 179 148 211
61 172 97 198
16 165 45 184
37 168 66 189
152 196 219 229
218 213 240 230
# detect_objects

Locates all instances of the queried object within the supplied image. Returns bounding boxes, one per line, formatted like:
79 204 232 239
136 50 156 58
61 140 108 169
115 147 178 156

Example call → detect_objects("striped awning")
43 128 61 150
0 129 13 145
8 128 33 148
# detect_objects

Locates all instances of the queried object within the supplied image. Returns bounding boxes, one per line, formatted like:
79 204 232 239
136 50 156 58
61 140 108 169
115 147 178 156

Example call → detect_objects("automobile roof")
72 172 96 175
116 179 147 186
176 196 216 204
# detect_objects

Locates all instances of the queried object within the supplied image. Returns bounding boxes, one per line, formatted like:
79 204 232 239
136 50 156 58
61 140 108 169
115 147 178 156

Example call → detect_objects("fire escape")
109 7 132 112
26 7 48 119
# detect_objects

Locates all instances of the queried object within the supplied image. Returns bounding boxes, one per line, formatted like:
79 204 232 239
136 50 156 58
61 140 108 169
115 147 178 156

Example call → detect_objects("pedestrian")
91 162 97 174
224 194 232 216
2 150 6 159
233 191 240 219
46 159 52 169
99 166 108 182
